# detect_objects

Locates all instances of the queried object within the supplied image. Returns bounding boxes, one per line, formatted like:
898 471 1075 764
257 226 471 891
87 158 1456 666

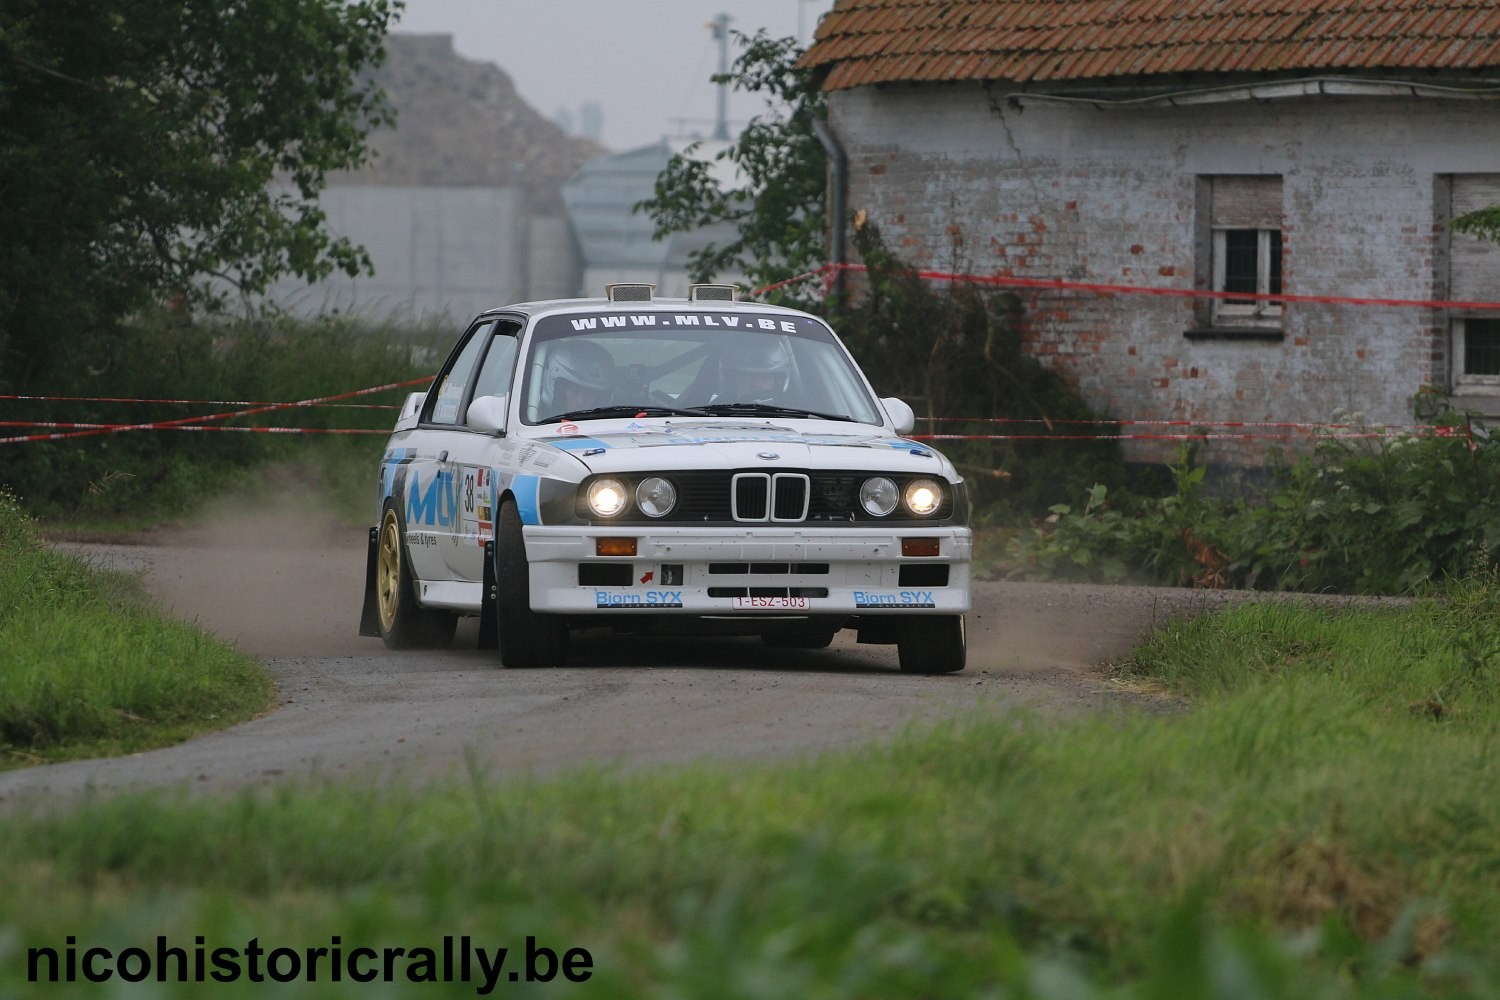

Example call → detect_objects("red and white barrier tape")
0 376 431 446
0 394 397 409
918 416 1433 431
755 262 1500 311
912 430 1452 442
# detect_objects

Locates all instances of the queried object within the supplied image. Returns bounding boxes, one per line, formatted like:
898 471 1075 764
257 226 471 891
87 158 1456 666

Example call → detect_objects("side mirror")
880 397 915 436
394 391 427 431
467 394 509 435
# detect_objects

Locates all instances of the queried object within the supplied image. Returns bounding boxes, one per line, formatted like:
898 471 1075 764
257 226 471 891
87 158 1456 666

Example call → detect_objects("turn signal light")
901 537 941 557
595 537 638 557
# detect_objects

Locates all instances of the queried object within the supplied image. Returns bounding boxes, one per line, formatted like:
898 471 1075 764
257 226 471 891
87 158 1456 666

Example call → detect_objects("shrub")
1008 415 1500 594
821 221 1128 517
0 307 438 520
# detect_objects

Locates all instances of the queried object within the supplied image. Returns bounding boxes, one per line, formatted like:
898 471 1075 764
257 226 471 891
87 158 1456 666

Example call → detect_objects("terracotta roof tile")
800 0 1500 87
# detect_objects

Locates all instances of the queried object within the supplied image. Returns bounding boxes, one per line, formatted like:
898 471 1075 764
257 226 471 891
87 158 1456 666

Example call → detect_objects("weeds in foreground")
1008 421 1500 594
4 579 1500 995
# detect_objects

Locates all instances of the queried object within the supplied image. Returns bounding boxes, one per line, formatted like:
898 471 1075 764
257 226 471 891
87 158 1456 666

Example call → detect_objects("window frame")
1211 227 1283 327
1451 314 1500 394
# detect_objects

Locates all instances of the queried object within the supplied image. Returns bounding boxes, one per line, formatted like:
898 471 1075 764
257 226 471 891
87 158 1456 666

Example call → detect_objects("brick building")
800 0 1500 464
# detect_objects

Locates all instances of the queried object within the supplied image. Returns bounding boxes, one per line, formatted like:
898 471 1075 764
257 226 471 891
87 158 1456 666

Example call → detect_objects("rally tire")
376 504 457 649
495 501 568 668
896 615 966 674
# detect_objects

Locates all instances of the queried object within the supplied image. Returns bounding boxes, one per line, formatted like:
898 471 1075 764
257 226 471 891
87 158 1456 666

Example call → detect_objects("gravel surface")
3 498 1291 808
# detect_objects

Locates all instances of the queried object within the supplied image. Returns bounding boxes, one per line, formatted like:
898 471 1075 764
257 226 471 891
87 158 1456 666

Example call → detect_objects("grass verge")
0 490 273 768
3 577 1500 994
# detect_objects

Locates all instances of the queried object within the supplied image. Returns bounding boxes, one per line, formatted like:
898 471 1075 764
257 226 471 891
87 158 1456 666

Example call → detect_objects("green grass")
0 491 273 767
4 579 1500 994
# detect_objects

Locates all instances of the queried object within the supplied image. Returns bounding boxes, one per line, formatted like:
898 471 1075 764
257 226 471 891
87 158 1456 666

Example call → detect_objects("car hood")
525 420 958 480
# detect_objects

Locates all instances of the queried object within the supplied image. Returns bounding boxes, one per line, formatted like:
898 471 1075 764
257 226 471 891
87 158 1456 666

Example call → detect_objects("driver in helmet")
714 336 793 403
541 339 614 416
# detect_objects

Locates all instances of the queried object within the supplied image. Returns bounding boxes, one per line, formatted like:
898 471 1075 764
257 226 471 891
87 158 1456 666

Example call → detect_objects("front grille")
578 470 956 524
733 474 768 521
772 474 809 521
731 473 810 522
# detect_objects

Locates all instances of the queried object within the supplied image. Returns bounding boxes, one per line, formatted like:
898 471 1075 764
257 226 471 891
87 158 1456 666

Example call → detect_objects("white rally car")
358 284 971 672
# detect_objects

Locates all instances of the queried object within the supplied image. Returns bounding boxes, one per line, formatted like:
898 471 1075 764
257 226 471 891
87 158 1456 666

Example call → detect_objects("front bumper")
524 525 971 616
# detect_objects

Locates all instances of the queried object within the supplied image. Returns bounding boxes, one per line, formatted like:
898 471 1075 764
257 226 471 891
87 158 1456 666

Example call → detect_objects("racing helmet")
541 339 613 410
718 336 792 400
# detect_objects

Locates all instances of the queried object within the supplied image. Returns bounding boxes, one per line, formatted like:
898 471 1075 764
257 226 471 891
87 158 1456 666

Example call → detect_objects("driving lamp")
586 478 629 518
635 477 678 518
859 477 899 517
903 479 943 517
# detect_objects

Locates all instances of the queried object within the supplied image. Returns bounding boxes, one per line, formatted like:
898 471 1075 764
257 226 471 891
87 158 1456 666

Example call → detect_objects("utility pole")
710 13 731 140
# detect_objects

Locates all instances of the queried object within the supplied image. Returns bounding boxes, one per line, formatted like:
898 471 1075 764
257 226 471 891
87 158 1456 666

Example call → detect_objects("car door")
400 319 495 583
438 318 524 583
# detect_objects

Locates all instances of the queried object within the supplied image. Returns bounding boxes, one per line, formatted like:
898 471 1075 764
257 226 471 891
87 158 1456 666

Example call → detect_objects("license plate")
732 596 810 610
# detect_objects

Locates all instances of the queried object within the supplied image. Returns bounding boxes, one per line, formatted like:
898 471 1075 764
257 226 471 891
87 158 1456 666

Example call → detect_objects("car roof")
475 296 815 321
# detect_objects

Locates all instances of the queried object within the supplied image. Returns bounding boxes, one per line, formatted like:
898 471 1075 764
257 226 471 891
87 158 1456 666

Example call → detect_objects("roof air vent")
688 283 740 302
605 283 655 302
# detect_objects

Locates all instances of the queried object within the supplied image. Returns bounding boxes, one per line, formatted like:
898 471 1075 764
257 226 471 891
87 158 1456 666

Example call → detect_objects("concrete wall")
828 83 1500 464
264 185 579 326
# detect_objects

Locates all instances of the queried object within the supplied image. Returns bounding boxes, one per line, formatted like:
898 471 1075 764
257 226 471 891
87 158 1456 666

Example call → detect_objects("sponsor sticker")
595 590 684 608
853 590 937 609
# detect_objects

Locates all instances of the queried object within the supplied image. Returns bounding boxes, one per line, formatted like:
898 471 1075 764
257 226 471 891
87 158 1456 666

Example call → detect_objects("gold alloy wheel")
377 509 403 633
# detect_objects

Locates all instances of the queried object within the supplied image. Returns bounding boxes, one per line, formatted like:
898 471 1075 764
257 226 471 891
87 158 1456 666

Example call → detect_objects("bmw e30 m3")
359 283 971 672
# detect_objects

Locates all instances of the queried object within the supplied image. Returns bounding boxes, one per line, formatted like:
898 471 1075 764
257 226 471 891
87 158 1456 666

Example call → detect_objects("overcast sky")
392 0 837 152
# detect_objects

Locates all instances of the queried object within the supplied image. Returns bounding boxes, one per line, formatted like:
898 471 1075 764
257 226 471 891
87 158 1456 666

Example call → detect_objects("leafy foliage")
0 309 435 520
837 220 1127 515
634 30 827 298
637 34 1124 514
1452 205 1500 243
1009 419 1500 593
0 0 399 382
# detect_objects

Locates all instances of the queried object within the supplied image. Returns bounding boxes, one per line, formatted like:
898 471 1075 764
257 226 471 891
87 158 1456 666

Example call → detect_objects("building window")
1466 319 1500 376
1207 176 1283 328
1448 176 1500 398
1453 316 1500 392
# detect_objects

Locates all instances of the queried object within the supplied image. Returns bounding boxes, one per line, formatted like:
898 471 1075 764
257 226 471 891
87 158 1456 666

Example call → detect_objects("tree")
0 0 400 383
1454 205 1500 243
635 30 827 299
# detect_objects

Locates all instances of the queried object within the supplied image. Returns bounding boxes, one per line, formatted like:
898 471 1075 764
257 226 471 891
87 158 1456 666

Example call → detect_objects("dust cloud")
72 472 381 659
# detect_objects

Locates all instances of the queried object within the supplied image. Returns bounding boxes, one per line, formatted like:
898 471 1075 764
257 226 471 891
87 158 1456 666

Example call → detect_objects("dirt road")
3 497 1234 806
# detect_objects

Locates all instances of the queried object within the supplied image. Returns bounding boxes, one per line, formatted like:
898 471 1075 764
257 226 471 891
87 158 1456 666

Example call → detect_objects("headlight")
903 478 943 517
586 478 629 518
635 477 677 518
859 476 899 517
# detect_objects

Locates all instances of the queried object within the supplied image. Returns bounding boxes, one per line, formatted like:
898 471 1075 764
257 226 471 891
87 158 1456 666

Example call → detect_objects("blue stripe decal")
552 438 609 452
513 474 542 525
380 447 411 501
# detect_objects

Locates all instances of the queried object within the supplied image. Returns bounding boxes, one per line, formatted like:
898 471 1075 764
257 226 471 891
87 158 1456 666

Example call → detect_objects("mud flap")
478 539 498 650
358 526 382 637
854 617 899 645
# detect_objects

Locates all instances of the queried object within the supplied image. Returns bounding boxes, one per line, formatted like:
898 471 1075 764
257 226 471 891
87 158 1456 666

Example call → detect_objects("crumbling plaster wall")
828 83 1500 463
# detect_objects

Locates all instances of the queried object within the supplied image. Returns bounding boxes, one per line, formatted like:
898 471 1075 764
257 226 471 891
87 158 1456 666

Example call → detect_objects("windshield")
519 310 884 426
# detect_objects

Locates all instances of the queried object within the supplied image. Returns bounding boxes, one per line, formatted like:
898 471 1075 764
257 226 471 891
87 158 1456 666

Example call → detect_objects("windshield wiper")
692 402 856 422
537 404 709 423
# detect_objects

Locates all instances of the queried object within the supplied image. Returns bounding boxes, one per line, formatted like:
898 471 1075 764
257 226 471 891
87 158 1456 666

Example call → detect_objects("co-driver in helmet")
541 339 614 416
